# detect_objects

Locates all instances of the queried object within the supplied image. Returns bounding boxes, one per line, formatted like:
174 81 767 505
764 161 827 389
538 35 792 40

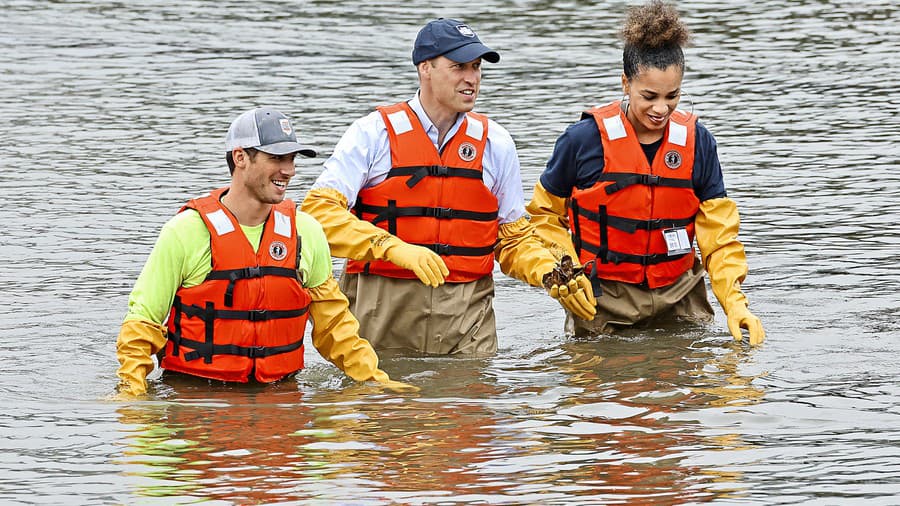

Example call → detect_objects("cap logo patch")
269 240 288 261
279 118 292 135
456 25 475 37
664 150 682 169
458 142 477 162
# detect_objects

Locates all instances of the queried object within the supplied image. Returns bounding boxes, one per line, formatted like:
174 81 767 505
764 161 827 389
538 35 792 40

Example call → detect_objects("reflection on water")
2 0 899 504
112 333 766 504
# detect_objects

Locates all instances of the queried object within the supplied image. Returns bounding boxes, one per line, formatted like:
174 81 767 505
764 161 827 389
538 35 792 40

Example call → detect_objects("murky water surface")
2 1 898 504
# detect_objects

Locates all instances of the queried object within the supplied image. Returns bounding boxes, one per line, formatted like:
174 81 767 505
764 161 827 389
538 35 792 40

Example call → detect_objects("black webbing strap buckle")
407 165 449 188
247 310 269 322
646 218 667 230
604 181 623 195
247 346 267 359
239 266 262 279
428 207 453 219
604 173 662 194
605 250 684 266
605 250 628 265
224 266 262 307
421 243 495 257
183 340 304 362
432 243 452 255
641 174 661 186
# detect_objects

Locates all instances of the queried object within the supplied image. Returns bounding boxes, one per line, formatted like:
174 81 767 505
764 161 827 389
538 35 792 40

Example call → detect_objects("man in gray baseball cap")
225 107 316 173
114 107 414 398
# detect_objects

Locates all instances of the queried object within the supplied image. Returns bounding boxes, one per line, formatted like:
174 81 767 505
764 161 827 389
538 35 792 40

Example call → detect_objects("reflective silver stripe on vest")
386 109 413 135
206 209 235 236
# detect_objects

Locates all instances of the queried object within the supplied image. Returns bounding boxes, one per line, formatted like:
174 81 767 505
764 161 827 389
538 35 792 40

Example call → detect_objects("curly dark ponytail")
621 0 690 80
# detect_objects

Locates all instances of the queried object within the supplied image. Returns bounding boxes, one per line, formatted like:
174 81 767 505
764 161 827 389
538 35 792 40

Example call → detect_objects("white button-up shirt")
311 93 527 224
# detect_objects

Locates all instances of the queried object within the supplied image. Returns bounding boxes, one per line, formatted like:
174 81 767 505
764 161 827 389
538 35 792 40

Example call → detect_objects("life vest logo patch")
269 240 288 261
279 118 292 135
456 25 475 37
664 150 682 169
459 142 477 162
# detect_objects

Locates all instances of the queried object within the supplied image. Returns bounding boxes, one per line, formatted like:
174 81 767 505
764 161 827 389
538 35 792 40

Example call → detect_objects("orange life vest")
569 101 699 289
162 187 311 383
346 101 499 282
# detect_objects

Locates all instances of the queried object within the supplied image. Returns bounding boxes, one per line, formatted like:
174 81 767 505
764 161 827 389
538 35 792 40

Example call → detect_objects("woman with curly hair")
527 0 765 344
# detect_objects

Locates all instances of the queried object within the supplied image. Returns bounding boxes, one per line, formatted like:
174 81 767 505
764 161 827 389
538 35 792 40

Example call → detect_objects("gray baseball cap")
225 107 316 157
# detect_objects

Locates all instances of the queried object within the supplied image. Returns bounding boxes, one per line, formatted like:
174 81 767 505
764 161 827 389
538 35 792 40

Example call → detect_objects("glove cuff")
375 235 402 260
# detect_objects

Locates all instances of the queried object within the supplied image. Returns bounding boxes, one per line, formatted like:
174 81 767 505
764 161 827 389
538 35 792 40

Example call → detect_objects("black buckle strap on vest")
607 216 693 233
570 199 583 256
214 308 309 321
569 200 609 264
181 338 304 362
206 266 299 307
597 205 609 265
171 295 183 357
418 242 497 257
601 173 693 195
567 204 609 266
387 165 484 188
575 206 694 234
173 300 308 363
203 301 215 363
581 241 689 266
355 202 498 224
387 200 398 235
168 297 214 362
180 304 308 322
608 250 689 266
402 206 497 221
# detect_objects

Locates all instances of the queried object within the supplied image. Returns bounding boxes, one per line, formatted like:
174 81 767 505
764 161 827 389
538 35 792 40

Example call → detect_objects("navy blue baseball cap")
412 18 500 65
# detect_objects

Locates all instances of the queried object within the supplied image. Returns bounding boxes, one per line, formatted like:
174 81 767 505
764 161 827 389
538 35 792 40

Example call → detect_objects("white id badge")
662 227 692 256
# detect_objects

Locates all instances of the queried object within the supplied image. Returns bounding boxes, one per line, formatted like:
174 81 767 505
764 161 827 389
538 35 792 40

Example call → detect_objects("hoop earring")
680 92 695 117
621 94 630 116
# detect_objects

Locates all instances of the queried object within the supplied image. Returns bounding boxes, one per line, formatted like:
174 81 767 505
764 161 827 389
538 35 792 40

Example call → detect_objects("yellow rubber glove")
496 216 596 320
726 304 765 347
301 187 448 286
496 216 558 287
381 241 449 287
549 274 597 321
115 319 168 397
307 276 418 391
695 197 765 345
525 181 579 261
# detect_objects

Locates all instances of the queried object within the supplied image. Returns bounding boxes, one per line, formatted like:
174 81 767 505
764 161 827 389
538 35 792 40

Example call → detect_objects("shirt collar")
409 91 465 149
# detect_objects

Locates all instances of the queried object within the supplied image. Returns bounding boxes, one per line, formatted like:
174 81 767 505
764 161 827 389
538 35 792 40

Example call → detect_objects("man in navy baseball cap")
412 18 500 65
299 17 594 357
